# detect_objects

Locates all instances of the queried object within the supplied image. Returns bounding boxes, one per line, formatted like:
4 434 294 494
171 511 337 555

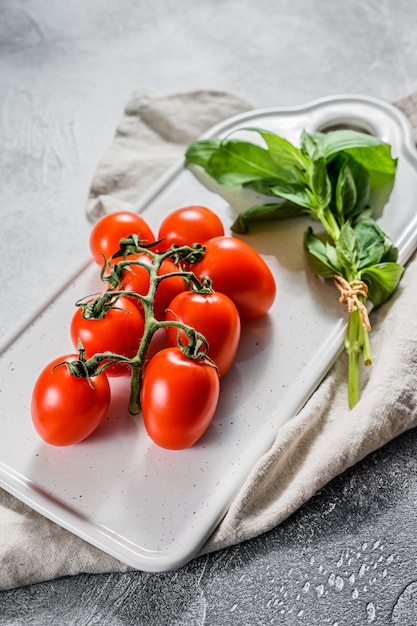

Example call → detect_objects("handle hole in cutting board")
317 118 377 136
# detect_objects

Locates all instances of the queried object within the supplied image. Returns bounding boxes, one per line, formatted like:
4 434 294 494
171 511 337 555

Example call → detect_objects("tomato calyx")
116 233 163 255
58 340 132 382
75 291 136 320
160 317 213 365
54 342 108 386
166 242 207 266
54 351 93 381
177 333 217 368
112 235 206 267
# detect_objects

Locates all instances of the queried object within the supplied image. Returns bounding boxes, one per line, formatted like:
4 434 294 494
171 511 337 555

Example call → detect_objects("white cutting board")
1 95 417 572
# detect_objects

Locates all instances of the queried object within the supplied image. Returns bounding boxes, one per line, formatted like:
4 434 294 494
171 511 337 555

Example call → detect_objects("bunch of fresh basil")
185 127 404 408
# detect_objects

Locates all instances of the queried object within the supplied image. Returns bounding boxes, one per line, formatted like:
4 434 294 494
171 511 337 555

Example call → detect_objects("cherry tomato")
121 254 187 321
70 296 144 377
141 347 220 449
165 290 240 377
157 205 224 252
31 354 111 446
89 211 155 265
192 236 276 318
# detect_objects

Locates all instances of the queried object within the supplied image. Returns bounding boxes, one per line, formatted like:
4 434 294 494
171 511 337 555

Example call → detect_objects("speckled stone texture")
2 0 417 624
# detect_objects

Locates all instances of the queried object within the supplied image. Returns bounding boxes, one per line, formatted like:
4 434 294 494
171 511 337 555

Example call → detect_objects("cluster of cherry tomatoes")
31 206 276 450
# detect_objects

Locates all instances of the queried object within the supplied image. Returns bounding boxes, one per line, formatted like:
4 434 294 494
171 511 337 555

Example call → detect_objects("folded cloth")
86 90 252 221
2 89 417 590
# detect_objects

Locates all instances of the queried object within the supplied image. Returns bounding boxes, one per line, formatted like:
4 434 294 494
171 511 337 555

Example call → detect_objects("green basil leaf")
241 128 307 174
366 170 397 220
309 129 393 162
242 178 284 195
185 138 222 169
327 155 371 222
335 162 357 218
354 219 386 268
344 145 397 220
269 181 316 209
335 222 358 275
326 242 342 273
206 140 283 185
300 130 321 161
345 159 371 221
343 144 397 175
309 158 332 211
361 262 404 307
354 218 399 265
231 200 306 233
304 228 341 277
380 237 399 263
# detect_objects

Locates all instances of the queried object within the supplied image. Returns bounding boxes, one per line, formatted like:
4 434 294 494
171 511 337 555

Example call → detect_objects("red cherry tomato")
192 236 276 318
89 211 155 265
157 205 224 252
141 347 220 449
121 254 187 321
70 296 144 377
165 290 240 377
31 354 111 446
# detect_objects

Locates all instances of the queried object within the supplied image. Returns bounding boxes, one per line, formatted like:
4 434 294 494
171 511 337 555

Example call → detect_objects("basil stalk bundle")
185 128 404 408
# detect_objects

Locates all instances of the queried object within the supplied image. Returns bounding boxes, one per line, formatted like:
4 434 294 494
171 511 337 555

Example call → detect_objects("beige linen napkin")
2 89 417 590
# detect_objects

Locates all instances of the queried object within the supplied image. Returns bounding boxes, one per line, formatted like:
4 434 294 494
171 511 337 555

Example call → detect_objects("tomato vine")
69 238 217 415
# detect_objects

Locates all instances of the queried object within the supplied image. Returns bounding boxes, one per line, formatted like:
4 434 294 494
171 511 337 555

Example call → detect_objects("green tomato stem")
128 362 144 416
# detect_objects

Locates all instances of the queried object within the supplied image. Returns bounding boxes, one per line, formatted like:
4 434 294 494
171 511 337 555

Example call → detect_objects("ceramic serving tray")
1 95 417 572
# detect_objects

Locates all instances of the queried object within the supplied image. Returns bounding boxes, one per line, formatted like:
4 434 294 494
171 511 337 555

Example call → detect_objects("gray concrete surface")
2 1 417 624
